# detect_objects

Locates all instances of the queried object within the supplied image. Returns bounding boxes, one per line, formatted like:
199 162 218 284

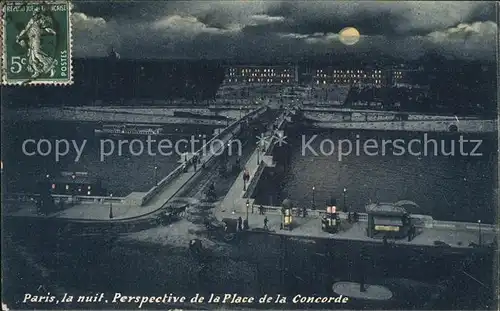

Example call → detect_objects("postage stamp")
1 1 72 85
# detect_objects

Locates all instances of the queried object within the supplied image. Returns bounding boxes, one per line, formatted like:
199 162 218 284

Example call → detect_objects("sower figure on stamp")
16 7 58 78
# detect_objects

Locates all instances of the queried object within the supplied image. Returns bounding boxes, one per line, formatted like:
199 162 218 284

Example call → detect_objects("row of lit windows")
315 79 383 85
332 74 383 78
227 78 290 83
233 73 292 78
314 74 384 79
230 68 292 73
316 69 383 74
52 184 92 190
236 70 291 75
52 184 93 195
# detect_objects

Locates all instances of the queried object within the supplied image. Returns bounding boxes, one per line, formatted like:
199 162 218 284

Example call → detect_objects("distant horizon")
74 54 496 66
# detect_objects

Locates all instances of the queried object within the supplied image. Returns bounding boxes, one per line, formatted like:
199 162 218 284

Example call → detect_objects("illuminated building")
313 67 386 86
223 65 299 85
41 172 105 196
389 66 425 87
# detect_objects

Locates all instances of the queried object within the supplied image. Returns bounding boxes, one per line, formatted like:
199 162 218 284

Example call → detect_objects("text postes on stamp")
1 1 72 85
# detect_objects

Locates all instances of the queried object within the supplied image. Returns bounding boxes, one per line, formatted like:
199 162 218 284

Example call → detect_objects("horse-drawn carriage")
204 217 240 242
155 203 188 225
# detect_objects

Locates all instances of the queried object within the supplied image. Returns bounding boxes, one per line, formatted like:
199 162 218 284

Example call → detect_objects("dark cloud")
71 1 497 61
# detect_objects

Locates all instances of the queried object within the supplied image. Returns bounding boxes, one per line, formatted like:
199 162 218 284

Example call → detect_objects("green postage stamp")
1 1 72 85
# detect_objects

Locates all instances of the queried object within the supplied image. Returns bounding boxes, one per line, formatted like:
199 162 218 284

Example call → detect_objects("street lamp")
343 188 347 213
256 141 261 165
478 220 482 246
246 199 250 221
109 193 114 219
154 166 158 186
312 186 316 210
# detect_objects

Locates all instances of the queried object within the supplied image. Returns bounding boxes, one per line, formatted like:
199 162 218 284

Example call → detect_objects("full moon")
339 27 360 46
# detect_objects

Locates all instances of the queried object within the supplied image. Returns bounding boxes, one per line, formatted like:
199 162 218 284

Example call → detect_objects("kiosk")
366 203 411 239
282 199 293 230
322 205 340 233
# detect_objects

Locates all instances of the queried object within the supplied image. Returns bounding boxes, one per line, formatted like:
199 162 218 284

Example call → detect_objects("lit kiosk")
322 200 341 233
281 199 293 230
366 203 411 239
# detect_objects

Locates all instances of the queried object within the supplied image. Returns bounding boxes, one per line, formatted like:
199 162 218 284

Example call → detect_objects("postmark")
1 0 72 85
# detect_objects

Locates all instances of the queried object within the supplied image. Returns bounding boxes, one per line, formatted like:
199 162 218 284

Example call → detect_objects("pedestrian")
259 205 264 215
264 216 269 230
238 216 243 231
243 219 249 230
410 225 416 240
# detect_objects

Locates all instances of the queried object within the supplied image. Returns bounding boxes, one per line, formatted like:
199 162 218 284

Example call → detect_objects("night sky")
71 1 497 61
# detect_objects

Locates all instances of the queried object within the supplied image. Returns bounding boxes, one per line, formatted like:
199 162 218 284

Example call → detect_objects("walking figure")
237 217 243 232
243 168 250 190
259 205 265 215
263 216 269 230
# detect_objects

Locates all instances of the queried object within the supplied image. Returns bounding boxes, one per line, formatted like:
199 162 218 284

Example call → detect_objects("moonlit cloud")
72 1 496 61
249 14 285 25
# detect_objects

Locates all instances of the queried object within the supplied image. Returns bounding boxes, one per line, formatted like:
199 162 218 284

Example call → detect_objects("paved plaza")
332 282 393 300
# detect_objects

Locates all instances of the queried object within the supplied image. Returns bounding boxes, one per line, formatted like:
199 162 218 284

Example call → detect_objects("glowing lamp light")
327 206 336 214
